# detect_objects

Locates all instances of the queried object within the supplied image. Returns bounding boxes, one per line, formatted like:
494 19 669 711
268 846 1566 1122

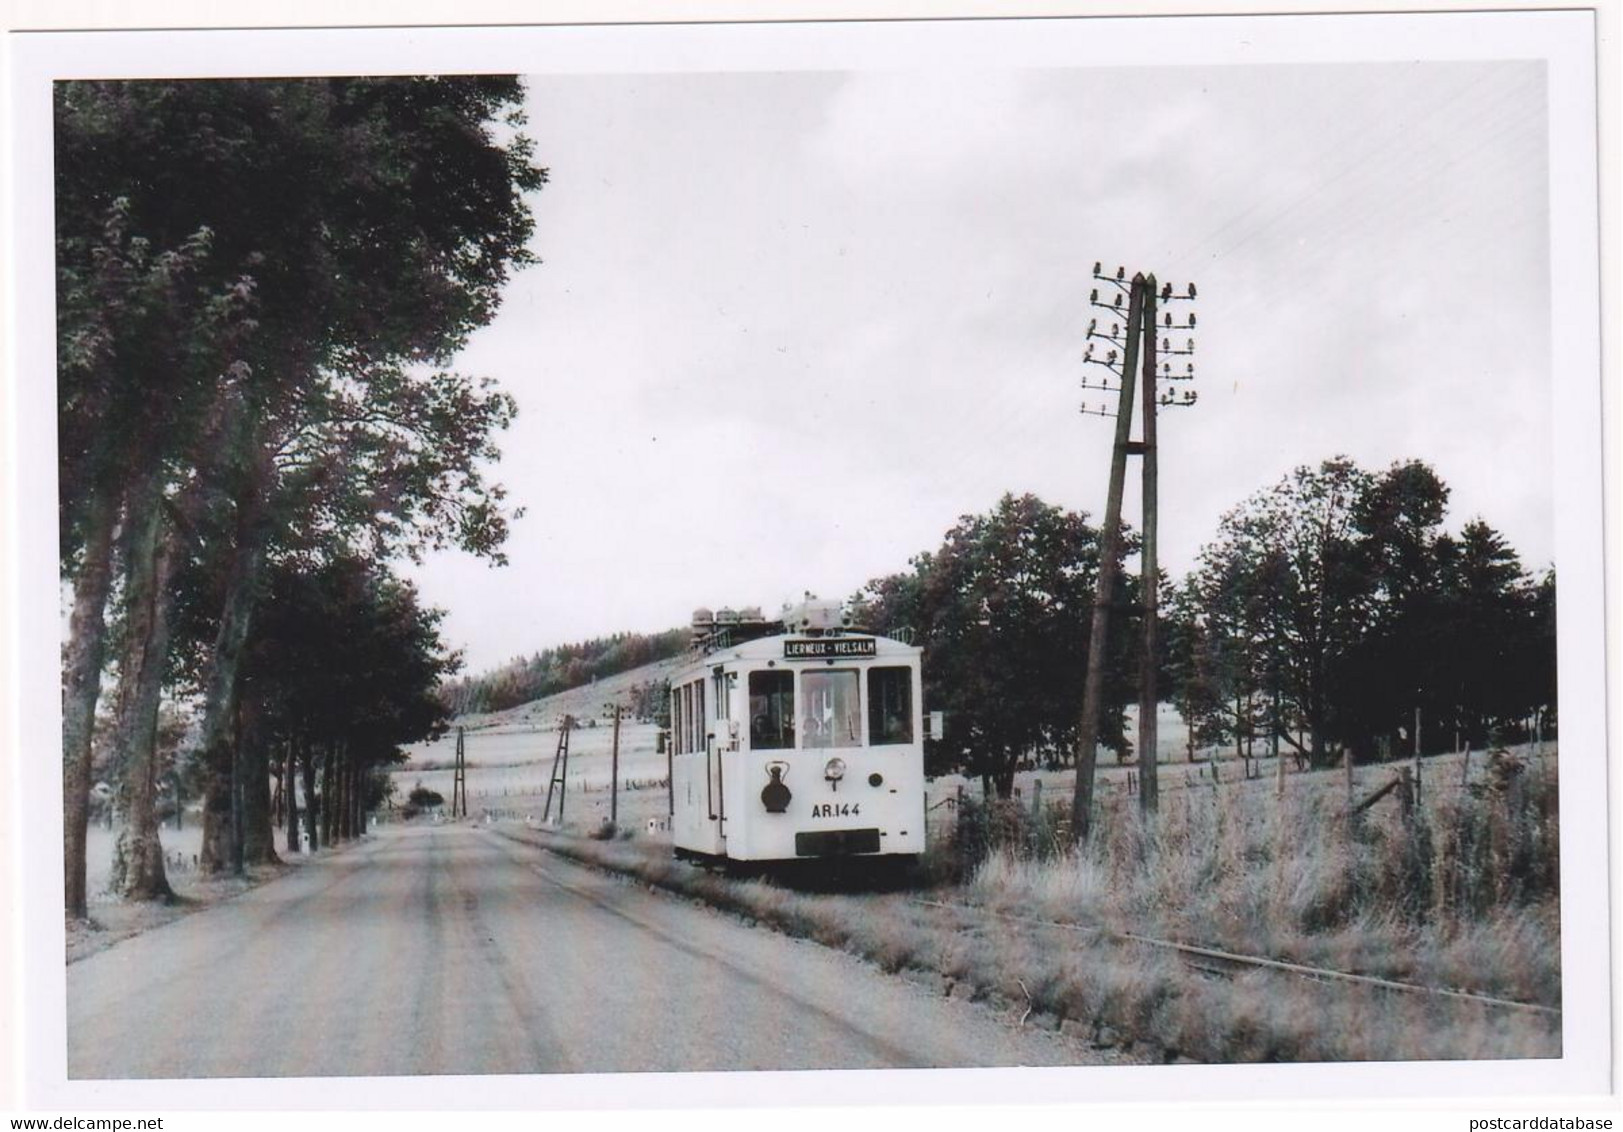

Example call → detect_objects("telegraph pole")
1073 264 1198 841
451 726 468 819
610 704 623 827
1137 277 1160 815
1073 270 1145 844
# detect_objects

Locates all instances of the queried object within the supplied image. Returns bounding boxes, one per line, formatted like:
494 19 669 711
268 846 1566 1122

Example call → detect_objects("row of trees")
58 77 543 916
1167 458 1554 769
858 459 1555 798
438 628 690 716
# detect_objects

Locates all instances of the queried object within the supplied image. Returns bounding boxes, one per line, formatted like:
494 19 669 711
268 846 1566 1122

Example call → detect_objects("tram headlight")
823 757 847 783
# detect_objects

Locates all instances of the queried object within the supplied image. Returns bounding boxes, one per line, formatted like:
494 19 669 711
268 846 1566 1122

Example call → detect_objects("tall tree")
56 77 543 906
861 494 1137 798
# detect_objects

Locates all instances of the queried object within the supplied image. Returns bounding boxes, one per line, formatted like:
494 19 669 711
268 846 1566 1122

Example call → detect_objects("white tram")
667 599 925 866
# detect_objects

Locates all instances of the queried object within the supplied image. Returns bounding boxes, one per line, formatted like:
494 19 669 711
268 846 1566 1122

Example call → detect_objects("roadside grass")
492 751 1561 1065
962 746 1561 1010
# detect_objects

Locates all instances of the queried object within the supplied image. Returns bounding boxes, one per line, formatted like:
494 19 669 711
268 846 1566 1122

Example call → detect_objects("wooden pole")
1138 276 1160 817
610 706 622 827
1413 705 1423 809
1073 274 1146 843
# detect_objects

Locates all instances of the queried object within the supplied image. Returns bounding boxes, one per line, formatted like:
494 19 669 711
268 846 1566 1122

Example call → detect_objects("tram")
667 598 926 867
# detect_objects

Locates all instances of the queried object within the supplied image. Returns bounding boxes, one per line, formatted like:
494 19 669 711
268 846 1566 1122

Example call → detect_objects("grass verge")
489 820 1559 1063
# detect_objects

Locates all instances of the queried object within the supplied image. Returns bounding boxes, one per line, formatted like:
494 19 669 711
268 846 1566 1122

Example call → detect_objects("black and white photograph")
3 3 1613 1117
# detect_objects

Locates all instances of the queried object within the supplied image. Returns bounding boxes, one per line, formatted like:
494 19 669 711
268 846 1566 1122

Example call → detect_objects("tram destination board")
783 637 877 659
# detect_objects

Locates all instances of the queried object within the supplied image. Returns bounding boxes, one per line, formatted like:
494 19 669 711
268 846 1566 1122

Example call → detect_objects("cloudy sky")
407 55 1551 675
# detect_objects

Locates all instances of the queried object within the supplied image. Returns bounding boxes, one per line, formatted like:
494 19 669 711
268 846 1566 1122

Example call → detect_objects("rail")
906 898 1560 1018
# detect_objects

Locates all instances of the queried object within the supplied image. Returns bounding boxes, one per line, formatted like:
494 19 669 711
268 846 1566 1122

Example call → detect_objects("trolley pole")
1072 273 1145 844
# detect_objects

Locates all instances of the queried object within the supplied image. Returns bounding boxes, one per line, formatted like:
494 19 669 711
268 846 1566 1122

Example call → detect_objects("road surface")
68 824 1114 1077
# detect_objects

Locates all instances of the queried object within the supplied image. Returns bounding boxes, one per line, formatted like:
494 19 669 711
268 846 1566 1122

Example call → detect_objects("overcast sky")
406 59 1551 675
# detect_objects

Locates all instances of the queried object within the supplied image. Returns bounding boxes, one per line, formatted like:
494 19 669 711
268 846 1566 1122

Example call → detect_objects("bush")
407 783 444 808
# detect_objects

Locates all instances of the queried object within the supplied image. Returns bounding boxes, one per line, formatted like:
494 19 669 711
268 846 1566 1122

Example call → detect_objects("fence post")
1344 748 1354 812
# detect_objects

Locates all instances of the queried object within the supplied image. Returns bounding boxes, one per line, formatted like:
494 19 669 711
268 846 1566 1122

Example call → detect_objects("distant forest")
440 628 689 716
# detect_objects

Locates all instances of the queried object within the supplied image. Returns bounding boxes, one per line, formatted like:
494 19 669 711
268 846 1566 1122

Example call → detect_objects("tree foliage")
1170 457 1555 766
860 494 1138 797
439 630 690 716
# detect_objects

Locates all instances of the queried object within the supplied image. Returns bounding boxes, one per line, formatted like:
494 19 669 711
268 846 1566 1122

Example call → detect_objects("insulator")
1090 289 1098 303
1092 261 1102 275
1084 344 1093 360
1186 362 1194 375
1188 338 1195 352
1187 282 1197 299
1162 337 1170 351
1164 312 1172 327
1113 294 1122 308
1189 312 1197 328
1087 318 1096 334
1161 282 1172 300
1111 323 1119 336
1116 266 1125 280
1107 349 1117 364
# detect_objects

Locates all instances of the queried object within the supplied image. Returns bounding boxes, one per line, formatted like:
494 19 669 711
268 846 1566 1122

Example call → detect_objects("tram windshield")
801 670 862 749
748 670 795 750
867 666 913 745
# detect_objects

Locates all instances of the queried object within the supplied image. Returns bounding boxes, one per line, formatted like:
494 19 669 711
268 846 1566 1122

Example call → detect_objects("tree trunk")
321 745 335 847
107 465 176 902
238 682 279 866
354 761 367 835
300 741 319 852
62 483 120 918
333 749 347 843
198 669 243 874
196 451 275 874
284 740 301 855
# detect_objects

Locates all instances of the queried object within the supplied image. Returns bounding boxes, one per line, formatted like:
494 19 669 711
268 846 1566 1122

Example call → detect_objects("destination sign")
783 637 876 659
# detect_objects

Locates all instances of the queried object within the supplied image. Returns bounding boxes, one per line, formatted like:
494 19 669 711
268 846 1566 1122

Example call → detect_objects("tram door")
708 669 738 843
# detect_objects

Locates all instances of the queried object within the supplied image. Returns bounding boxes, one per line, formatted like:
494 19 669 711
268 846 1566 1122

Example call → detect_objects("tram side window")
681 684 695 754
694 682 707 752
802 669 861 749
672 687 685 755
867 666 913 745
748 671 795 750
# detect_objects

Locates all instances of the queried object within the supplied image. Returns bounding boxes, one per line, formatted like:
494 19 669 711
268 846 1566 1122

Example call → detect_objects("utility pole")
610 704 623 827
1137 278 1160 815
1073 264 1198 841
451 726 468 819
1072 271 1145 844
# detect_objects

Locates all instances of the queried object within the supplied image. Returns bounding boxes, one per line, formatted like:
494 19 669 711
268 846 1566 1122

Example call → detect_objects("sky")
406 58 1552 676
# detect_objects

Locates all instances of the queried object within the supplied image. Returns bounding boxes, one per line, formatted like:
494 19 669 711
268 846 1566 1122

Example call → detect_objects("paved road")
68 824 1112 1077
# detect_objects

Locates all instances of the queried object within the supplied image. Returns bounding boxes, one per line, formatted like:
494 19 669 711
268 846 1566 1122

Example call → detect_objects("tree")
1182 458 1374 767
244 557 458 853
860 494 1137 798
55 77 543 907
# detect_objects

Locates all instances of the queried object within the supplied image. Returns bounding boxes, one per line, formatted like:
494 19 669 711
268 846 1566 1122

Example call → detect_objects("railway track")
906 897 1561 1018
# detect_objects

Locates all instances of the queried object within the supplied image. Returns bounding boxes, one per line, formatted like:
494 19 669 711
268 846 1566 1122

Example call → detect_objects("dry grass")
963 747 1561 1010
492 747 1562 1065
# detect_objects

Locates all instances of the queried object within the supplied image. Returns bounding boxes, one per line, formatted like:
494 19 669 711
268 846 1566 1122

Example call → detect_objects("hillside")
438 652 686 736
